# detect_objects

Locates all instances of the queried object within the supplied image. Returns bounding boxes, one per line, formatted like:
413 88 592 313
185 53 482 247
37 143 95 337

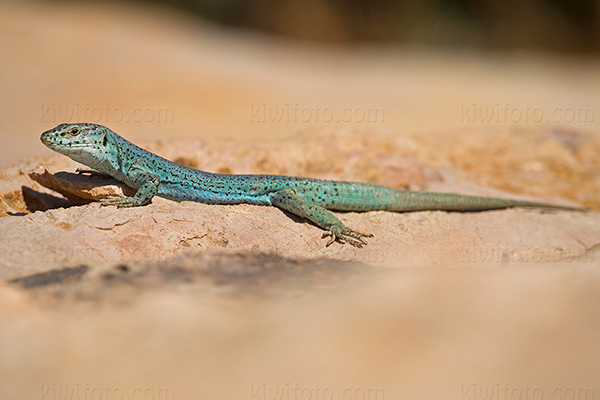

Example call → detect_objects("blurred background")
1 0 599 167
127 0 600 52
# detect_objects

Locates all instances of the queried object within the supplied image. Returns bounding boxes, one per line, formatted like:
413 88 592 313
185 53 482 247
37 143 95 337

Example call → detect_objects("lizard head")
41 123 113 166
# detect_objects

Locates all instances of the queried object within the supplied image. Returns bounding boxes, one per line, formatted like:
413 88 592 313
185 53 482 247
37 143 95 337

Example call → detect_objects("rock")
28 168 135 205
1 3 600 398
0 128 598 280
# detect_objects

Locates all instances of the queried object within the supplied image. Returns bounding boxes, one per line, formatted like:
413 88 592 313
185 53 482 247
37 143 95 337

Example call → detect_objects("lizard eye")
68 127 80 136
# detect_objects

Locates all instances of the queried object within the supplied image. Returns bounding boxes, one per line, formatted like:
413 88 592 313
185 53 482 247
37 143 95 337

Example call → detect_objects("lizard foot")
322 224 374 248
99 195 141 208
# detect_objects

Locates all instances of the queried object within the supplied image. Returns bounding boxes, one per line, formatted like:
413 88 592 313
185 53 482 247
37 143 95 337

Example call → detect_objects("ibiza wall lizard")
41 123 582 247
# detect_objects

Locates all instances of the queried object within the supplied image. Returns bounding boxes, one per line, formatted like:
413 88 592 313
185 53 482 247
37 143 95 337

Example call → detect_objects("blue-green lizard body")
41 123 582 247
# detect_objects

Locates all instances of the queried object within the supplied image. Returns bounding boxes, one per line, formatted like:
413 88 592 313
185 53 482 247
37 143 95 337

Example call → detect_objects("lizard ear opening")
102 135 108 146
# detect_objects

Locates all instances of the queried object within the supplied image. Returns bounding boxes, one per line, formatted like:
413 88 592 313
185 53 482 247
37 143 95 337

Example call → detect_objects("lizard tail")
384 190 584 212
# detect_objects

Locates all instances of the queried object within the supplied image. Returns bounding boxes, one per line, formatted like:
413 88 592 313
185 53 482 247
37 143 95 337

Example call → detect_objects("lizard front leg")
269 188 373 248
100 164 160 208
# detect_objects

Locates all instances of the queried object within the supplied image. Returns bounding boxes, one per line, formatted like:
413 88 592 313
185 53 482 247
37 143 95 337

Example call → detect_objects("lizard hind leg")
269 188 373 248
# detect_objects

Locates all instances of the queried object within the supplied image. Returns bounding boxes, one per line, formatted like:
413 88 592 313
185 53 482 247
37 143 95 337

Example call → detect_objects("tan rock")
0 128 598 280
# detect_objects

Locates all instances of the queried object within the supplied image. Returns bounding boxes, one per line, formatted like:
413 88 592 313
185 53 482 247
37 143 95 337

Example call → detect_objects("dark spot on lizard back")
102 134 108 146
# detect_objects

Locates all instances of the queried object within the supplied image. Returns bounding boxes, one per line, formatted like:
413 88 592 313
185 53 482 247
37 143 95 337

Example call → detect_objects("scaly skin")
40 123 583 247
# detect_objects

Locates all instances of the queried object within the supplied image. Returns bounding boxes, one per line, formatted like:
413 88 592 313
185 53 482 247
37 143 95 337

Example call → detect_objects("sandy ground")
1 2 599 400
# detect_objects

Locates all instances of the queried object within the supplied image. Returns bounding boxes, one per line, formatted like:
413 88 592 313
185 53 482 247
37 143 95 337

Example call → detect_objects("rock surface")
2 108 599 400
1 3 599 399
1 128 598 280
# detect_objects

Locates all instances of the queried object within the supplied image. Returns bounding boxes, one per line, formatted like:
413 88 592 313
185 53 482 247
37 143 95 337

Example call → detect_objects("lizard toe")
322 224 371 248
100 195 132 207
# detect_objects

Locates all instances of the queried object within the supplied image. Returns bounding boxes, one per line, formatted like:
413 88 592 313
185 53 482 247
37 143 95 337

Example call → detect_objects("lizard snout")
40 130 55 147
40 130 50 144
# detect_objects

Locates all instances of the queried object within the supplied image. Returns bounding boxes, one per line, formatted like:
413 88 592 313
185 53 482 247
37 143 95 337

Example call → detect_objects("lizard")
40 123 583 248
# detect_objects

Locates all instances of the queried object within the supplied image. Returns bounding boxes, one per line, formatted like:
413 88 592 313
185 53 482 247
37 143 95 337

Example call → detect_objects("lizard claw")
76 168 95 175
322 224 373 248
76 168 113 179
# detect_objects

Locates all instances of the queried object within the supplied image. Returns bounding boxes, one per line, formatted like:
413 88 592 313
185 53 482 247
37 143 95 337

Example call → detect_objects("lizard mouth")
40 133 89 150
